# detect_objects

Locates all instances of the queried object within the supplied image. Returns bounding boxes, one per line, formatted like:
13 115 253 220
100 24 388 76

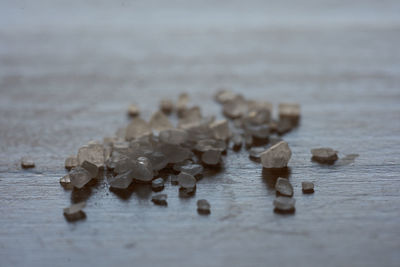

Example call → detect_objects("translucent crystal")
195 139 226 152
244 123 270 139
177 93 189 117
279 103 300 125
144 151 168 171
175 163 204 177
246 100 272 124
215 89 238 104
201 149 221 165
77 144 105 168
81 160 99 178
223 95 247 119
311 148 338 164
178 106 202 128
69 167 92 189
113 157 134 174
260 141 292 168
128 104 140 117
273 197 296 214
197 199 211 215
160 99 174 114
159 129 188 145
152 178 165 192
149 111 173 132
112 141 130 155
302 181 314 194
65 155 78 170
63 202 86 221
60 174 73 190
152 194 168 206
231 133 243 149
170 174 179 185
130 157 153 183
109 171 133 189
21 157 35 169
210 119 230 140
157 143 192 164
275 177 293 197
125 117 152 141
249 147 265 160
178 172 196 189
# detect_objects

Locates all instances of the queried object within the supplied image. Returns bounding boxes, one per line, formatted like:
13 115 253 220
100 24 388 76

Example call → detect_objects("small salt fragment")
244 123 270 139
275 177 293 197
109 171 133 189
65 156 78 170
277 118 294 135
260 141 292 169
112 141 130 155
149 111 173 132
160 99 174 114
178 172 196 189
223 95 247 119
157 143 192 164
197 199 211 215
125 117 152 141
336 154 359 166
145 151 168 171
69 167 92 189
177 93 190 117
311 148 338 164
152 178 165 192
195 139 226 152
128 104 140 117
170 175 179 185
63 202 86 222
152 194 168 206
210 119 230 140
249 147 265 160
201 149 221 165
131 157 154 183
178 106 202 127
246 100 272 124
244 133 253 148
302 181 314 194
232 133 243 149
279 103 300 125
21 157 35 169
179 164 204 177
81 160 99 178
273 197 296 214
159 129 188 145
215 89 238 104
77 144 104 168
60 174 73 190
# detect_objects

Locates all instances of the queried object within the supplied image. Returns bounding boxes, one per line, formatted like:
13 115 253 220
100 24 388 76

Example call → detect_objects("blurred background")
0 1 399 266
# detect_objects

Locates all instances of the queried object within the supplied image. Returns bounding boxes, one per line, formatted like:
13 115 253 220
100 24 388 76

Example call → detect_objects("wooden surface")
1 1 400 266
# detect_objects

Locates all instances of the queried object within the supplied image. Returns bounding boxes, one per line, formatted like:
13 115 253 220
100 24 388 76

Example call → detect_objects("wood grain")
1 1 400 266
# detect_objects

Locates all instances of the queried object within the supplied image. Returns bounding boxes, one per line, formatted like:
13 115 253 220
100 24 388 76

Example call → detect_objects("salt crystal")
195 139 226 152
246 100 272 124
65 156 78 170
201 149 221 165
63 202 86 221
170 174 179 185
302 181 314 194
210 119 230 140
244 123 270 139
178 106 202 128
112 141 130 155
197 199 211 215
178 172 196 189
130 157 153 183
157 143 192 164
160 99 174 114
81 160 99 178
260 141 292 168
275 177 293 197
152 178 165 192
69 167 92 189
152 194 168 206
159 129 188 145
277 118 294 135
77 144 104 168
273 197 296 214
249 147 265 160
279 103 300 126
109 171 133 189
21 157 35 169
179 164 204 177
125 117 152 141
311 148 338 164
215 89 238 104
149 111 173 132
177 93 190 117
244 133 253 148
223 95 247 119
144 151 168 171
232 133 243 149
60 174 73 190
128 104 140 117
